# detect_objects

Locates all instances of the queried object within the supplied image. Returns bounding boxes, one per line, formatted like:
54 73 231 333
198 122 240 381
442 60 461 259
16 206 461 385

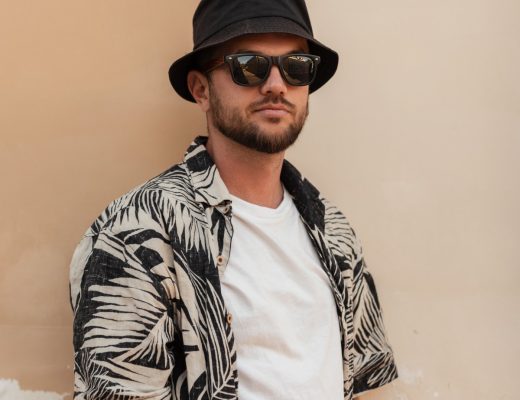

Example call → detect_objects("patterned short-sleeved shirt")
70 136 398 399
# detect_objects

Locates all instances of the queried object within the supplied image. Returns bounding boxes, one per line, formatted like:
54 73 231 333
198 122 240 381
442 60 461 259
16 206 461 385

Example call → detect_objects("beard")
208 82 309 154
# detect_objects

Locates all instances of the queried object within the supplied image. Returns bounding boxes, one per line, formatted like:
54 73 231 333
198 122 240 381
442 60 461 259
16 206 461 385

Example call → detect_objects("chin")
258 128 292 140
256 118 291 131
264 117 283 124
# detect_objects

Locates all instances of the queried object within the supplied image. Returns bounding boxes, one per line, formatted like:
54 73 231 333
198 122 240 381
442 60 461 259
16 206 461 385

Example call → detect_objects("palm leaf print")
71 136 397 400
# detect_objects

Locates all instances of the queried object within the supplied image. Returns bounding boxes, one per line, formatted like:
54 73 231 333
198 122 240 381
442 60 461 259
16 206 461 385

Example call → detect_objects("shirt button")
222 205 231 214
216 255 225 265
226 312 233 326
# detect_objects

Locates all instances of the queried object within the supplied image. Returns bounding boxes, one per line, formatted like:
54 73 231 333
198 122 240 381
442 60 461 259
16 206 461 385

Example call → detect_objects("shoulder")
319 195 364 266
86 161 199 239
70 161 197 309
281 159 364 264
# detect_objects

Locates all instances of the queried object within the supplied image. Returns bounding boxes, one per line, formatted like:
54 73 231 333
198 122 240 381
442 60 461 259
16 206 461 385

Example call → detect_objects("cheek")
213 92 241 114
294 89 309 111
210 77 244 106
220 90 257 114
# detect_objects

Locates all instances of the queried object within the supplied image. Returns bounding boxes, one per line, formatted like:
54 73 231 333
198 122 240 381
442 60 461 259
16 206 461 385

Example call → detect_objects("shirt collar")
281 159 325 232
183 136 325 231
183 136 232 207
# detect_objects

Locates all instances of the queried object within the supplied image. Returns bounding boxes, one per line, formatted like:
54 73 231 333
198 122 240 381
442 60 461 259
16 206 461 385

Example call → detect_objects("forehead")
218 33 309 55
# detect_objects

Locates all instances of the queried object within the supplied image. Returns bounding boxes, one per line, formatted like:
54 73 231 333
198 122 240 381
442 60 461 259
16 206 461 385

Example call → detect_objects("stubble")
208 81 309 154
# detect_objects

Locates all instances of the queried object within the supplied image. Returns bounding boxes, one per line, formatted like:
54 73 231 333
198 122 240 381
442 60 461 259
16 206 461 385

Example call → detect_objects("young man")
70 1 398 399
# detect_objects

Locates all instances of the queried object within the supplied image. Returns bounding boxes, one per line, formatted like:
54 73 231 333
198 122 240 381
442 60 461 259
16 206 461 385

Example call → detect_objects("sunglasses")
205 53 321 87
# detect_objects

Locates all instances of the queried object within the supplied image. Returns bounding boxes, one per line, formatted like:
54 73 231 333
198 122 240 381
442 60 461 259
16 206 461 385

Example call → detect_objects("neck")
206 130 285 209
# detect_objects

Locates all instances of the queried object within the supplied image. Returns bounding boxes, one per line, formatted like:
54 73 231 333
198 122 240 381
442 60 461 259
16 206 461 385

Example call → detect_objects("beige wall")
1 1 518 399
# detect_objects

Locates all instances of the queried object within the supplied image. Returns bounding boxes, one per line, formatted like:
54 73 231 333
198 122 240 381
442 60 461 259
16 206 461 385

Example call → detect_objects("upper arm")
320 199 399 396
71 206 178 399
351 256 399 395
352 227 397 395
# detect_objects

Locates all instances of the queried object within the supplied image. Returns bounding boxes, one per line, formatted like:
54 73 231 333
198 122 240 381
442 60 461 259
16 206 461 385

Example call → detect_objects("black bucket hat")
169 0 339 102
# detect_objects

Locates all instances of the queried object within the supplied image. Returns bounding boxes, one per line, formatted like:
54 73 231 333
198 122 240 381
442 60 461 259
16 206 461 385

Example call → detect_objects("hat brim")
168 17 338 102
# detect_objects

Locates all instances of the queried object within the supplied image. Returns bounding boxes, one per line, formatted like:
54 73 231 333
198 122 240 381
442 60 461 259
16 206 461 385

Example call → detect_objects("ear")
187 70 210 112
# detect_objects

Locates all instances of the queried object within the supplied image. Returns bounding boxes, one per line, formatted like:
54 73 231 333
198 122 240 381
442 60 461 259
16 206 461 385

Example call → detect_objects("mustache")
249 96 295 111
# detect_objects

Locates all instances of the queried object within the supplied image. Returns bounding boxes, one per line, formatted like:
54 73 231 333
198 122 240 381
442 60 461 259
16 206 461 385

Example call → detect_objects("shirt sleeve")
70 206 178 399
351 256 399 396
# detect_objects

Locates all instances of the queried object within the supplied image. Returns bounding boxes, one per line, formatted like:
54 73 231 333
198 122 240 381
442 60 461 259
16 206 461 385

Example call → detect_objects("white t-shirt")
221 188 344 400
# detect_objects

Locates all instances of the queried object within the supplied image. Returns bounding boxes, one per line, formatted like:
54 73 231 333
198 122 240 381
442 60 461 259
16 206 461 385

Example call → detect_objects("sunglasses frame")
206 53 321 87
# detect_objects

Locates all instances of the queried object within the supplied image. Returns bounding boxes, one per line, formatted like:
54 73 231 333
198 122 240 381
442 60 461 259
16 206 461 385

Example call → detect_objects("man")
69 1 398 399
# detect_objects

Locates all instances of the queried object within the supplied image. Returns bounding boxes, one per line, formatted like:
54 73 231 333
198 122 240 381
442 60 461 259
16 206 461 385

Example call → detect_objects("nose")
259 65 288 97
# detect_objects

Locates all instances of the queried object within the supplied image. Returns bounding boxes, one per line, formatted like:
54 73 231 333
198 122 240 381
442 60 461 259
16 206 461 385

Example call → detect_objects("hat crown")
193 0 313 48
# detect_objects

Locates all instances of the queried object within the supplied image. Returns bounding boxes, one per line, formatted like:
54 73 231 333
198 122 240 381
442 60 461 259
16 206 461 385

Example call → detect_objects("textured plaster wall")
1 1 518 399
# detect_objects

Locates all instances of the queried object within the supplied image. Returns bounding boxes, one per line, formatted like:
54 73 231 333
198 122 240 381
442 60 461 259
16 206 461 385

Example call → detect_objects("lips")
253 104 291 118
255 104 289 112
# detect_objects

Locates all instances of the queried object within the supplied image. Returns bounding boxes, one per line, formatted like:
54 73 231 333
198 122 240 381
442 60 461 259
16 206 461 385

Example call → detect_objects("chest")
169 205 353 399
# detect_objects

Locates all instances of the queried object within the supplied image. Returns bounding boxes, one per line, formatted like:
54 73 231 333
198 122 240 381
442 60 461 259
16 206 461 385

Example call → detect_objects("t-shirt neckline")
229 186 292 220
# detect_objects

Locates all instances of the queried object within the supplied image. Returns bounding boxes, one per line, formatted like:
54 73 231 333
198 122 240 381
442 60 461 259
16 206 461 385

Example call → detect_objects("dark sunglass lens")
233 55 269 85
282 55 315 85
